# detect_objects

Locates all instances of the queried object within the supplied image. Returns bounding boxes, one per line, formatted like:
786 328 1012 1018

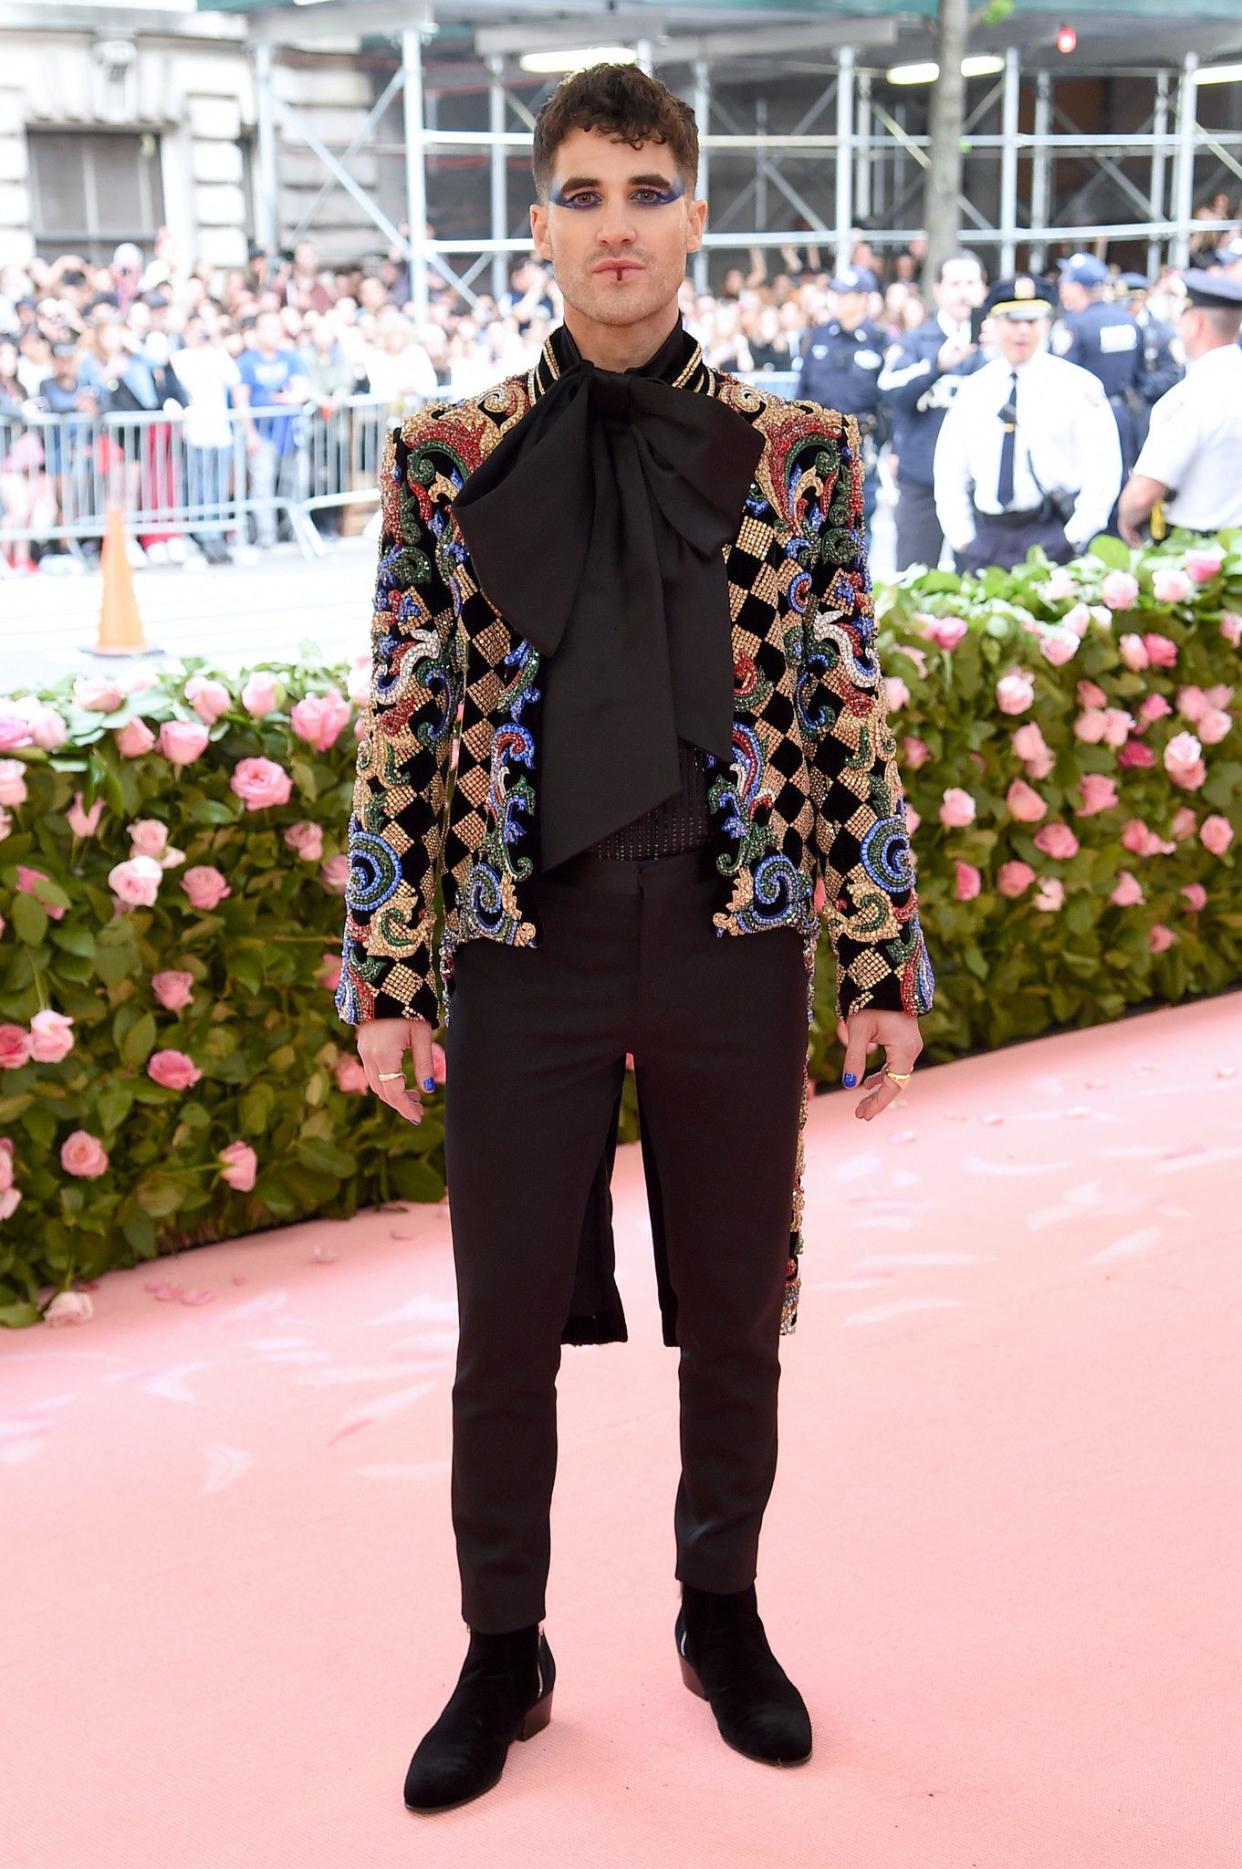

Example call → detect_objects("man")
1118 269 1242 543
234 308 309 550
878 249 988 569
794 265 887 541
933 274 1122 573
1053 251 1145 478
1116 271 1183 449
337 62 932 1813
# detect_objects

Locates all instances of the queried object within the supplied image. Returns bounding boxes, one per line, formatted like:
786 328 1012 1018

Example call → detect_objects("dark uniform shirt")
795 319 887 425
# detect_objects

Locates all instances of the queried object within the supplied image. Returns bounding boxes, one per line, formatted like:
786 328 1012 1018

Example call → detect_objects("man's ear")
530 200 552 264
685 195 708 257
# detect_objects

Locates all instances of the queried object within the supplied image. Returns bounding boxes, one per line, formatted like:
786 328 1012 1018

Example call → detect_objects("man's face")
829 288 868 331
934 260 985 325
1059 277 1088 312
993 312 1048 366
529 127 706 329
255 313 283 350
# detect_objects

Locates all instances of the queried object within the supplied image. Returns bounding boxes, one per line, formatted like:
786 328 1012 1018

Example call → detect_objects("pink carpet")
5 992 1240 1868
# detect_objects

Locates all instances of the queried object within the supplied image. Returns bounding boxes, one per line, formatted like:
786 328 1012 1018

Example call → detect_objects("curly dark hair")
531 63 699 202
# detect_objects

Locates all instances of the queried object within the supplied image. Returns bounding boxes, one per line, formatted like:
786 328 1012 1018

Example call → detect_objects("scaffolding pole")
1030 71 1051 272
254 41 279 258
694 58 710 293
487 55 507 301
1149 71 1170 279
999 47 1020 274
403 27 429 324
1172 52 1199 270
855 72 872 223
834 47 855 271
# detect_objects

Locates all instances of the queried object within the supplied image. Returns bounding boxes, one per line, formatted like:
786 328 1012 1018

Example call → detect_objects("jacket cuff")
335 938 440 1029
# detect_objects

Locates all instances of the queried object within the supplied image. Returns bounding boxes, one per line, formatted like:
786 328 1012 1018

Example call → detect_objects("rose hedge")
1 532 1239 1325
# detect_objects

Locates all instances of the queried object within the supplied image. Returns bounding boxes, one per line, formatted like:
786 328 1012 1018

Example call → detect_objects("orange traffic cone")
90 506 155 657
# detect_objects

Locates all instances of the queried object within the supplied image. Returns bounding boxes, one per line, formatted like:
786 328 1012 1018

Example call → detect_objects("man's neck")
1188 336 1238 366
561 300 681 373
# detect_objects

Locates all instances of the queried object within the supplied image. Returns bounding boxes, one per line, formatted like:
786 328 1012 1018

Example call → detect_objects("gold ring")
377 1070 405 1081
884 1070 913 1087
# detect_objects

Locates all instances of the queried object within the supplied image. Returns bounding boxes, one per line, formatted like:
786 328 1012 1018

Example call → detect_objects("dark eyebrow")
556 172 680 192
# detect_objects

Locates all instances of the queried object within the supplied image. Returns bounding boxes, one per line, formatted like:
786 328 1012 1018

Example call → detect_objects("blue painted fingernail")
843 1072 858 1088
422 1076 436 1091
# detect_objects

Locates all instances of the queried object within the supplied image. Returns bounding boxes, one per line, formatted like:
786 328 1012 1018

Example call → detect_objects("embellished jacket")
336 335 934 1343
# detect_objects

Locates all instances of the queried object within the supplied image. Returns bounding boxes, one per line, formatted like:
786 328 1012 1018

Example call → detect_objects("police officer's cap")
1181 268 1242 309
1118 271 1151 294
827 266 878 295
982 275 1056 321
1057 252 1110 287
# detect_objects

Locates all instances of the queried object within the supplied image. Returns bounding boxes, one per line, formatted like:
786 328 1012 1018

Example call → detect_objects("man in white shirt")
1118 269 1242 543
933 274 1122 574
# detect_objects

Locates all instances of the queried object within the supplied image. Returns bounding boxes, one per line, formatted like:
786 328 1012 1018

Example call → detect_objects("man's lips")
592 260 644 276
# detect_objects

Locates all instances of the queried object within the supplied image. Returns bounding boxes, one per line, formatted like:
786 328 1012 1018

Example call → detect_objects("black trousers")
894 480 945 572
442 845 810 1632
955 508 1073 575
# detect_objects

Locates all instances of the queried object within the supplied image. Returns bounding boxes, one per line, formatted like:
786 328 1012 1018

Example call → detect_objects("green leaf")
121 1216 157 1254
0 1302 42 1329
119 1011 158 1069
96 1081 135 1131
10 892 48 946
135 1176 185 1218
294 1135 356 1178
189 797 238 826
1089 535 1131 570
19 1103 57 1149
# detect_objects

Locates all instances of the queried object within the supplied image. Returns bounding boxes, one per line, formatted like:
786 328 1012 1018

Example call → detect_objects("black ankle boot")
403 1622 555 1812
675 1582 812 1765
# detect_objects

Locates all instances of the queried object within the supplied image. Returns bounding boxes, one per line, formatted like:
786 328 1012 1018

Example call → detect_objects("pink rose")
159 719 210 767
902 736 931 770
1163 731 1203 781
1142 632 1178 668
291 690 352 751
66 793 105 838
1012 722 1050 763
1181 883 1207 911
1205 684 1234 710
1152 567 1192 605
1062 602 1093 638
0 805 9 843
1119 633 1149 672
1076 679 1108 709
44 1290 94 1327
0 1137 13 1190
0 1024 33 1070
1043 566 1076 602
1184 546 1224 584
1110 870 1146 908
29 1009 75 1063
284 820 325 862
1006 778 1047 824
335 1056 368 1094
0 758 27 807
884 676 910 711
108 854 163 909
996 860 1035 899
812 877 826 913
1039 626 1079 666
16 866 63 923
1171 807 1198 841
73 676 125 712
1101 708 1134 749
1169 761 1206 791
0 711 33 751
1100 570 1140 611
926 614 968 651
25 703 67 751
184 675 232 724
996 670 1036 715
1175 685 1207 724
152 970 196 1011
1200 815 1234 857
1137 693 1173 729
1121 819 1175 858
1032 877 1065 912
1148 923 1177 954
317 952 343 992
241 672 283 717
147 1048 203 1091
1197 708 1232 746
60 1129 109 1178
1220 613 1242 647
128 818 169 859
904 803 920 836
181 865 232 911
939 787 977 829
114 718 157 758
230 756 293 812
1118 739 1156 770
320 853 351 893
1076 773 1119 817
432 1041 447 1084
347 658 372 705
1033 822 1080 861
218 1140 258 1192
1074 708 1108 744
954 861 982 901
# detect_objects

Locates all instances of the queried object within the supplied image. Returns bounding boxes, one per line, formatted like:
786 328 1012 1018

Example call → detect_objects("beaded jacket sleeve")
799 412 932 1020
338 419 459 1028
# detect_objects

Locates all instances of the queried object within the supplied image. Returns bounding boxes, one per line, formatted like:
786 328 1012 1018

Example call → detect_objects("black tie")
996 370 1018 508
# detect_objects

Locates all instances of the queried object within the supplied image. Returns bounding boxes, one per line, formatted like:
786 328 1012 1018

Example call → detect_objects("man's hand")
357 1014 440 1125
936 335 975 373
836 1009 923 1122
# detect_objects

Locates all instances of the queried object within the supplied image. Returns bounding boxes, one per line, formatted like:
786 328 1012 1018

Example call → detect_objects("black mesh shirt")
584 737 714 860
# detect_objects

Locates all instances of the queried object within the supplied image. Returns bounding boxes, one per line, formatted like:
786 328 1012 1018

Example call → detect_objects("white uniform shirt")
172 344 242 451
1131 343 1242 530
932 347 1123 552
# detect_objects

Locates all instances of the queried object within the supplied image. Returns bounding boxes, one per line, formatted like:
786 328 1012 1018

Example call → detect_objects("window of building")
27 129 166 266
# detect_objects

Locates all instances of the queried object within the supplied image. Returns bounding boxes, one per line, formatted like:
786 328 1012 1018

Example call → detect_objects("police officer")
795 265 886 540
1118 270 1242 543
933 275 1122 574
1052 252 1145 477
878 250 988 570
1116 271 1183 449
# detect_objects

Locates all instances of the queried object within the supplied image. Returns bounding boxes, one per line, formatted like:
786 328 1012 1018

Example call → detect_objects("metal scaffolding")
245 3 1242 311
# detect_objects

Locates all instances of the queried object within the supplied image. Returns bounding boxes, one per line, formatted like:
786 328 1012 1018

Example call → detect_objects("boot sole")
403 1688 554 1814
679 1655 812 1767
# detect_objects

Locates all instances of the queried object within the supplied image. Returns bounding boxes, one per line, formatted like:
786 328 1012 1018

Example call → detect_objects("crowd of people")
1 213 1240 574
